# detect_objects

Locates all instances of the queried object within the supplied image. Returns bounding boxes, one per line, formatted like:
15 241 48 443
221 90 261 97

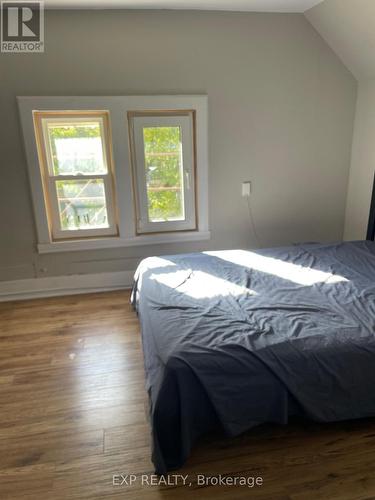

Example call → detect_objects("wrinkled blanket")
132 241 375 473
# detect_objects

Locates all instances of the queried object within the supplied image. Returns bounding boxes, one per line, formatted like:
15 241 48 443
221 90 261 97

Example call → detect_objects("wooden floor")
1 291 375 499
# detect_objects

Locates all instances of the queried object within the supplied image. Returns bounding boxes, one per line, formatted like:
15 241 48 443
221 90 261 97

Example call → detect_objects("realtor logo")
1 1 44 52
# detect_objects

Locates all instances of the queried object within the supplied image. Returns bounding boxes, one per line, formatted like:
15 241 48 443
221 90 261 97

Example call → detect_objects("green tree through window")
143 126 185 221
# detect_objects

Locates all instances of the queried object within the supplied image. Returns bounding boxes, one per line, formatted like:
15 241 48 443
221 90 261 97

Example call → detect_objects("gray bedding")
131 241 375 473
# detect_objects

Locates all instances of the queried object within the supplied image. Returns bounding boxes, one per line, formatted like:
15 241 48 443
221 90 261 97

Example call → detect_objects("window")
33 111 117 240
128 111 197 234
18 96 209 253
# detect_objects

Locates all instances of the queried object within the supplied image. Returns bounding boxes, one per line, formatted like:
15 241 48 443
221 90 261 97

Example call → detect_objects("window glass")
143 126 185 222
55 179 109 230
47 122 107 175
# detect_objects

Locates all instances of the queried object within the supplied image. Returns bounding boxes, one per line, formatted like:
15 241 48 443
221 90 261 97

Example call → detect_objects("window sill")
37 231 211 254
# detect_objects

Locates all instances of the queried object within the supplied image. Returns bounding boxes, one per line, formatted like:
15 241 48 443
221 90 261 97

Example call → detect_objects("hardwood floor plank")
0 429 104 469
1 290 374 499
104 423 151 454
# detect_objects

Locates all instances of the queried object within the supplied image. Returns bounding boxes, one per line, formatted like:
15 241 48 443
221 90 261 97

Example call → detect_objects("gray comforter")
132 241 375 473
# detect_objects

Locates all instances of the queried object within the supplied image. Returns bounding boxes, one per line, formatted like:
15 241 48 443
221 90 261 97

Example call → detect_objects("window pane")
55 179 109 230
47 122 107 175
143 126 185 222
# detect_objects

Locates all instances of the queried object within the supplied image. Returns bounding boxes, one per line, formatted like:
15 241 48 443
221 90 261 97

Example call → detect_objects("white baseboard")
0 270 135 302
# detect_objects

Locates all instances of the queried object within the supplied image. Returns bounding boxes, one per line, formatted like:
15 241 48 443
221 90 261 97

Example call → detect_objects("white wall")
0 10 357 281
344 80 375 240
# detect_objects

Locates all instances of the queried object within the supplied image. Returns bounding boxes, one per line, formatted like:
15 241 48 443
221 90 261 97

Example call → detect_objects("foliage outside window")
143 126 185 222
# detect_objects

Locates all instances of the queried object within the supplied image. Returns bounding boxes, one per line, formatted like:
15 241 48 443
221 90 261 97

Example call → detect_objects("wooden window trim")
127 109 198 235
33 110 119 241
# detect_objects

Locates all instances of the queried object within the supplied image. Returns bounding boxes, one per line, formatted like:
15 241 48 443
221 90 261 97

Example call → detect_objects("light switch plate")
242 181 252 197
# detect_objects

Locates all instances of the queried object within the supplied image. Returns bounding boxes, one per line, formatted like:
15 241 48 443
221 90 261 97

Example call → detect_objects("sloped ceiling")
45 0 324 12
305 0 375 80
43 0 374 81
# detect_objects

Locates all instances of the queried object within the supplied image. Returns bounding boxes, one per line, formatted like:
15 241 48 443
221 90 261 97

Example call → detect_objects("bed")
131 241 375 473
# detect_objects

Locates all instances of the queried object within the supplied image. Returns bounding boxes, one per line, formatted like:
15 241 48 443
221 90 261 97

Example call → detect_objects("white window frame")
129 111 197 234
33 111 118 240
18 96 210 253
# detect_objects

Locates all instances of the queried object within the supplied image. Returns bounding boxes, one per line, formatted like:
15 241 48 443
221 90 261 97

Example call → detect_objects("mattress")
131 241 375 473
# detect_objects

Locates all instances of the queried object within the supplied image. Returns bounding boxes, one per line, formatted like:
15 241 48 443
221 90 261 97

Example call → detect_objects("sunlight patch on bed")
136 256 178 293
150 269 257 299
205 250 349 286
145 256 178 269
